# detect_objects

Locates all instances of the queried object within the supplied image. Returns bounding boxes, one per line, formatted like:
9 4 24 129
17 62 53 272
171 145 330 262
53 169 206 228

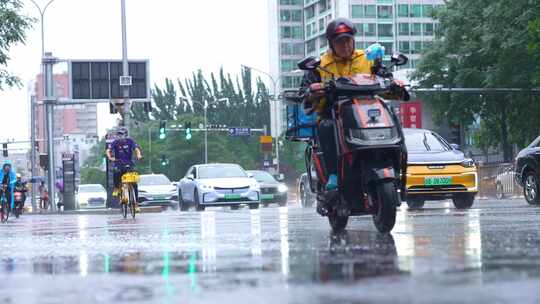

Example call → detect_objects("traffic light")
2 143 7 157
160 154 168 166
185 122 192 140
159 121 166 140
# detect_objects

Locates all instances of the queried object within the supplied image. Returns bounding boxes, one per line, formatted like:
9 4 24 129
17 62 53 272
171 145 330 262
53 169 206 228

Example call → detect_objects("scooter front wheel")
328 213 349 232
372 181 398 233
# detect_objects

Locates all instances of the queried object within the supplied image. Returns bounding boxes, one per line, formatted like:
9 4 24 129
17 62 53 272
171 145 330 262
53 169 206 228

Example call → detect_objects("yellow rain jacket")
314 49 372 114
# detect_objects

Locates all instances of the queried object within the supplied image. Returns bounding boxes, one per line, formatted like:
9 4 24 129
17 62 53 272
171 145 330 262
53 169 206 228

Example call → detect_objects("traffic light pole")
204 104 208 164
30 95 37 211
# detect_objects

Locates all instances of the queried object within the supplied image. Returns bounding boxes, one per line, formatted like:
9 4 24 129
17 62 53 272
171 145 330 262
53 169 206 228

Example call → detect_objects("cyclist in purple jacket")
106 127 143 211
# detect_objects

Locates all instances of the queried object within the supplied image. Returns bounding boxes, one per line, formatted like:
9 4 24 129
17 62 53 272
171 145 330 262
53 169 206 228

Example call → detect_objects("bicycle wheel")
122 201 128 219
128 185 136 219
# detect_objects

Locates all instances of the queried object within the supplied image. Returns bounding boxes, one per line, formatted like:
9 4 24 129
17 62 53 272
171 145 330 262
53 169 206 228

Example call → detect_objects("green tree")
0 0 33 89
413 0 539 161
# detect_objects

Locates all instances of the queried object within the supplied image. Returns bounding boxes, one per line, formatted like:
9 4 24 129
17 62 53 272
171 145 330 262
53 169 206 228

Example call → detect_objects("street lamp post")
241 65 281 175
29 0 59 212
179 97 229 164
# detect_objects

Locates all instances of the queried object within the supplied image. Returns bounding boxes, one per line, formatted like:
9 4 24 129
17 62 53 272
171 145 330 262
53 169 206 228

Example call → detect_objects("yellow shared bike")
120 168 139 219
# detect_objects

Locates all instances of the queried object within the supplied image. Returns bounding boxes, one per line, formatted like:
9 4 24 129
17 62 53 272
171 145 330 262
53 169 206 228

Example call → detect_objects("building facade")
32 73 98 177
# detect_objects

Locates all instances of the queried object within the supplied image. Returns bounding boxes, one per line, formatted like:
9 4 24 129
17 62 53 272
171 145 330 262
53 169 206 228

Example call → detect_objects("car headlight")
277 184 288 193
461 158 475 168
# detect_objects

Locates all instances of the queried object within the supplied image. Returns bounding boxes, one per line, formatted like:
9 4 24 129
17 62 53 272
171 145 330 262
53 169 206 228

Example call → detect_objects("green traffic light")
159 133 166 140
186 132 192 140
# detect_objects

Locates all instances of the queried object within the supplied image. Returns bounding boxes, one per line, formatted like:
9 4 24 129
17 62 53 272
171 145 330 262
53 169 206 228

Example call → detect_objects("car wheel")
249 204 259 210
496 182 505 200
524 171 540 205
262 203 269 208
194 190 205 211
406 198 425 209
452 193 475 209
230 205 240 210
178 189 189 211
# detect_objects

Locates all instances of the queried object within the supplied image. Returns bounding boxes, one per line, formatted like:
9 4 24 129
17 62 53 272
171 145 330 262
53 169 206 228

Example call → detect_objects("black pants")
113 167 138 200
318 118 338 176
0 189 12 209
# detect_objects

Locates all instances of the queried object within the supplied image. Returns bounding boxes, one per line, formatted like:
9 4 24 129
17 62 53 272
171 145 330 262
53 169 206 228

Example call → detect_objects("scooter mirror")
391 53 408 66
297 56 321 71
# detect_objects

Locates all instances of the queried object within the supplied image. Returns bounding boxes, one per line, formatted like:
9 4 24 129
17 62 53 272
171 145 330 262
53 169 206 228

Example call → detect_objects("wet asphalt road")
0 199 539 304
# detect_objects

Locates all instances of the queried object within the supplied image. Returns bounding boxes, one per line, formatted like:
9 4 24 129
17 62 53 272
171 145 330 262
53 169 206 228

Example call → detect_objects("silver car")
177 163 260 211
138 174 179 210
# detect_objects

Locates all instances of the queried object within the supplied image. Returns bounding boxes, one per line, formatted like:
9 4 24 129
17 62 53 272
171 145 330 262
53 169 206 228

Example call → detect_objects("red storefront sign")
400 101 422 129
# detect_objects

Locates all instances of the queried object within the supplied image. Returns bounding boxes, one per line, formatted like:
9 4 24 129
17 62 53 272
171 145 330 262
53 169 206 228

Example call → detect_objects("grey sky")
0 0 270 143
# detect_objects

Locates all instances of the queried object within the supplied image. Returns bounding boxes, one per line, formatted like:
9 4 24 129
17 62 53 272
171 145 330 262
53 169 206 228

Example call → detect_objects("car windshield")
139 174 171 186
249 171 276 183
405 131 449 152
78 185 105 193
198 165 247 179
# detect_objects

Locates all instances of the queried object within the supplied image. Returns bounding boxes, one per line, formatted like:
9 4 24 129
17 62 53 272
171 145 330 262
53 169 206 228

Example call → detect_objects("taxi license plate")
424 176 452 186
261 194 274 200
224 194 242 200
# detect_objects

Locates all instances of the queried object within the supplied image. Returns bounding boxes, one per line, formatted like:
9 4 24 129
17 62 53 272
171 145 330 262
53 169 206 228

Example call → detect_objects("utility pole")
43 53 57 211
120 0 130 127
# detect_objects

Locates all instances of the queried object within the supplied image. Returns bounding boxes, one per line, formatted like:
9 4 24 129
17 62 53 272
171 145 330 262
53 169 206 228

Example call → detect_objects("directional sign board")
228 127 251 137
69 60 149 100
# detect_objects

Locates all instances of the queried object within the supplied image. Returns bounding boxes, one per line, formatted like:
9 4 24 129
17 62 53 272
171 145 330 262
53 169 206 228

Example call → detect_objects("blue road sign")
228 127 251 137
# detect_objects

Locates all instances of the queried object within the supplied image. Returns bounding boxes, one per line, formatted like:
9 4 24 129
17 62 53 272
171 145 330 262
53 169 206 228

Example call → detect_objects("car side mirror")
247 173 254 178
187 174 194 180
450 143 460 151
277 173 285 181
297 56 320 71
390 53 408 66
171 182 178 187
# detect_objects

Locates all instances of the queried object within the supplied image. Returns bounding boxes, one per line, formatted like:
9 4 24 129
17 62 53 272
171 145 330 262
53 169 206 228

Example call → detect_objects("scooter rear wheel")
372 181 398 233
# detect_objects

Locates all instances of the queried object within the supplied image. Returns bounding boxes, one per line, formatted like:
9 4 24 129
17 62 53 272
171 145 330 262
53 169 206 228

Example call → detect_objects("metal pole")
29 0 58 211
44 53 56 211
273 97 280 175
30 96 37 211
204 103 208 164
241 65 280 174
120 0 130 127
148 126 152 173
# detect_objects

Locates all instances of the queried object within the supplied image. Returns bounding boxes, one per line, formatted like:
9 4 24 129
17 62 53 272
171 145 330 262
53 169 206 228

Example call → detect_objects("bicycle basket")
122 172 140 183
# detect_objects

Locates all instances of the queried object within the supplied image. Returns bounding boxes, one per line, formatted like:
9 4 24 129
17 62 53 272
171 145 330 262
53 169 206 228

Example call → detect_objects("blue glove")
365 43 385 61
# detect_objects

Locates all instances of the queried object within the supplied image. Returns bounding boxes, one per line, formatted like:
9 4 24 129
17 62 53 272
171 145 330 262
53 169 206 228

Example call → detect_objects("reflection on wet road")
0 200 539 303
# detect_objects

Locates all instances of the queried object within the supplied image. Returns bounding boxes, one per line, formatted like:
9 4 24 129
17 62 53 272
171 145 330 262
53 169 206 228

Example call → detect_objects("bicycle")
0 186 10 223
120 168 139 219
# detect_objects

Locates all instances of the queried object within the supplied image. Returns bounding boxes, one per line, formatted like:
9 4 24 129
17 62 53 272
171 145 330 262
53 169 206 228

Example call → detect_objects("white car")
76 184 107 209
137 174 179 210
177 163 260 211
